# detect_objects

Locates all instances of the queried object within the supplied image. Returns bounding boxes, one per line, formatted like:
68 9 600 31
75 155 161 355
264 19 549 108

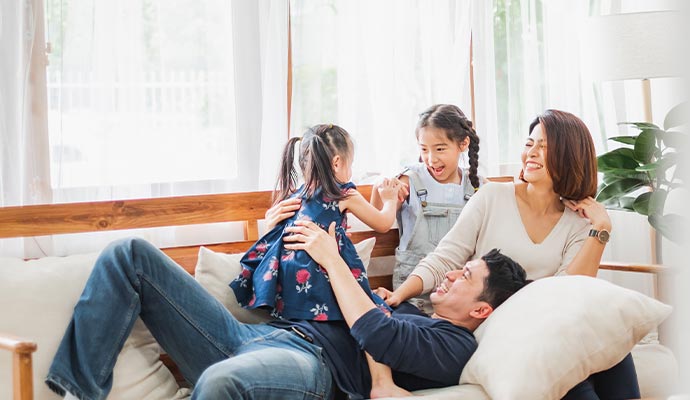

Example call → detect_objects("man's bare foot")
370 384 413 398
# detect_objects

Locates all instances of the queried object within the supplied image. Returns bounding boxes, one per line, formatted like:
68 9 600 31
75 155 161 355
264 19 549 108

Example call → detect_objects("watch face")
599 230 610 243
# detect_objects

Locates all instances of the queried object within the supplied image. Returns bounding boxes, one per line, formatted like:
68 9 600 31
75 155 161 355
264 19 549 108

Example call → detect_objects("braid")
461 119 481 190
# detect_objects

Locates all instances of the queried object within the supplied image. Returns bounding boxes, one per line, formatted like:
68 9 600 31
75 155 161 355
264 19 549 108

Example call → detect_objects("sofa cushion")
632 342 678 398
459 275 672 399
0 253 189 400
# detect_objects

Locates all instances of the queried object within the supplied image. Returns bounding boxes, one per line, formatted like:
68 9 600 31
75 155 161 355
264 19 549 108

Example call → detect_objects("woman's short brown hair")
528 109 598 200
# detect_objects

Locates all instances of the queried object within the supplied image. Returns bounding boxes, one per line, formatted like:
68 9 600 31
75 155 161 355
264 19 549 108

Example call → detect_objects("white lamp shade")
585 11 685 81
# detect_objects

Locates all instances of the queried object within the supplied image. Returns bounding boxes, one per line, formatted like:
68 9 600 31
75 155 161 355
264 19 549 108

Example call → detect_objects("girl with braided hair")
230 123 401 321
370 104 482 315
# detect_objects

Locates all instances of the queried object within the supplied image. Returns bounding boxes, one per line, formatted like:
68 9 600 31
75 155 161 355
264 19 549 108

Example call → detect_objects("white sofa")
3 243 677 400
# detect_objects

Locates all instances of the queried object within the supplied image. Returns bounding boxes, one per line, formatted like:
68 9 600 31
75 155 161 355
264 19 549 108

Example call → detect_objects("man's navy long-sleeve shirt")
270 304 477 399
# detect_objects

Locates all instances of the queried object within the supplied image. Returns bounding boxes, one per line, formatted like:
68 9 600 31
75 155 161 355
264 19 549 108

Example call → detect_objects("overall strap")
406 170 429 207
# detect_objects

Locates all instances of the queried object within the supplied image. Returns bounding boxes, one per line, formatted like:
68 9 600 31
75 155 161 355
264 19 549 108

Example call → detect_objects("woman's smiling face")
521 123 552 185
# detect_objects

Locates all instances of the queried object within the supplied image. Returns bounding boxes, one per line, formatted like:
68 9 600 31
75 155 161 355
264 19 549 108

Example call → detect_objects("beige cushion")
194 237 376 322
460 275 672 400
632 342 678 398
0 253 189 400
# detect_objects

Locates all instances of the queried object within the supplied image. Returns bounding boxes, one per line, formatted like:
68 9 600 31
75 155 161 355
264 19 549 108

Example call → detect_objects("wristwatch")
588 229 610 244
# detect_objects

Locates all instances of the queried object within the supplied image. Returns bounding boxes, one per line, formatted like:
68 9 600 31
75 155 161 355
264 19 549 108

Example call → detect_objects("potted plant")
595 102 687 258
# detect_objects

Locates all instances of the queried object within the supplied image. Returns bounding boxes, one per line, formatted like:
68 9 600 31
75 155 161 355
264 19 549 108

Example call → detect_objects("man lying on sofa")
45 218 529 400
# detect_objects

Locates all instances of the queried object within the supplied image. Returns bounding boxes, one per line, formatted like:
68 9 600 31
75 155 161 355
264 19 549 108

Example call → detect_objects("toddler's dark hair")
274 124 353 204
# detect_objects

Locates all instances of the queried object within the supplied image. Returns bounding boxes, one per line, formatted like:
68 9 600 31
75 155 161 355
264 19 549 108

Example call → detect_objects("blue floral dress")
230 182 390 321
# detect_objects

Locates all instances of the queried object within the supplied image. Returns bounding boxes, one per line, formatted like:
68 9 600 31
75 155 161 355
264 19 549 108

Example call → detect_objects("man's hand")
285 220 377 327
265 198 302 230
284 220 341 271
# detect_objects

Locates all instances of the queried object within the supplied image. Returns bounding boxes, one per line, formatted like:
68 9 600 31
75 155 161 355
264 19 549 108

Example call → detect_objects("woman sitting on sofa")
374 109 640 399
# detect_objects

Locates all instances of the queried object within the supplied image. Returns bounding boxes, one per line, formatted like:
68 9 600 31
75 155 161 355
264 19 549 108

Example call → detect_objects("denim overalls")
394 166 476 314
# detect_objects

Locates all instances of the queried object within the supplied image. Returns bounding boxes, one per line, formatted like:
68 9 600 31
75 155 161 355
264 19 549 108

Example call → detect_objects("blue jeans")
46 238 333 400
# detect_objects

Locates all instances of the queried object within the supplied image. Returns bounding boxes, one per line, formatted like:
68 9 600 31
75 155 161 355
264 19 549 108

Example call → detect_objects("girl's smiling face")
418 127 468 184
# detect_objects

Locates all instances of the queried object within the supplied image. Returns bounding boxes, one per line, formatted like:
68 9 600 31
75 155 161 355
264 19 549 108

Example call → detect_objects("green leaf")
618 196 636 210
663 101 690 130
601 197 632 211
649 213 688 244
632 192 652 215
604 196 637 212
619 122 660 130
649 190 668 215
635 162 659 173
635 153 678 173
600 168 649 181
631 190 667 216
633 129 660 163
602 174 619 185
662 131 689 149
597 148 639 171
596 178 648 202
608 136 637 146
676 158 689 181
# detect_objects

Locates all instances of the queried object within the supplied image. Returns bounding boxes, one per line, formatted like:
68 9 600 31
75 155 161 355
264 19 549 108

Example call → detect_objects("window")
45 0 238 188
492 0 545 165
289 0 612 176
290 0 474 180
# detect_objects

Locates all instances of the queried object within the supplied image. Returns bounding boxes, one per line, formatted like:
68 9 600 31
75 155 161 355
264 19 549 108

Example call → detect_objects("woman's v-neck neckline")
510 184 567 245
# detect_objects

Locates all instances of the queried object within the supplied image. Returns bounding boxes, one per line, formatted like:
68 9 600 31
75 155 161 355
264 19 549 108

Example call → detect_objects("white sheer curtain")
491 0 618 168
0 0 51 207
0 0 52 256
290 0 487 180
0 0 288 257
470 0 500 177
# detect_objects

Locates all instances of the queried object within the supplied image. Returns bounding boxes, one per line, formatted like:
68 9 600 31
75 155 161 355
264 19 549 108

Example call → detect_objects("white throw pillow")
0 254 189 400
459 275 672 400
194 237 377 322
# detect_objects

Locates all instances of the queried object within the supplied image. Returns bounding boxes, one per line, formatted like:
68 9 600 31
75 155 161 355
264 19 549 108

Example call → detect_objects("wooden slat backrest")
0 191 273 239
0 178 664 276
0 185 402 274
0 187 385 239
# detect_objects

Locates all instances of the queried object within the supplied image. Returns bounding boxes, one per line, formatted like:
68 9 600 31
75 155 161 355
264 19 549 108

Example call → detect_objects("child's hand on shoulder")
378 178 405 203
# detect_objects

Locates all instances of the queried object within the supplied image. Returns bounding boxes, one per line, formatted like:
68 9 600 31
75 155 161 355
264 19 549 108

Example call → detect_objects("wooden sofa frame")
0 184 667 400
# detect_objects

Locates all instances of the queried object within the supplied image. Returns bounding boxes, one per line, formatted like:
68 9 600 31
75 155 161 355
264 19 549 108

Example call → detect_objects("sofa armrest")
0 333 37 400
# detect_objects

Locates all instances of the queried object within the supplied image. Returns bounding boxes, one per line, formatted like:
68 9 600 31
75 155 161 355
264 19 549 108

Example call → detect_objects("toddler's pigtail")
274 136 303 204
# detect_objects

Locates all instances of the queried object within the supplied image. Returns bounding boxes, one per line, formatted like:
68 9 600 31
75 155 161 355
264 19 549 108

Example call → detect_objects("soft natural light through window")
45 0 238 187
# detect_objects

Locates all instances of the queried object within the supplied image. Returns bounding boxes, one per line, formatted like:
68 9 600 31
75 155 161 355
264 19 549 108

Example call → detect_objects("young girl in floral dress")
230 124 400 321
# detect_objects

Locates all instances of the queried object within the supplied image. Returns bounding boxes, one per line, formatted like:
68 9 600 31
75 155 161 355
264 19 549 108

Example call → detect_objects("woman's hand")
284 221 341 271
265 198 302 230
374 287 404 307
563 197 612 231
